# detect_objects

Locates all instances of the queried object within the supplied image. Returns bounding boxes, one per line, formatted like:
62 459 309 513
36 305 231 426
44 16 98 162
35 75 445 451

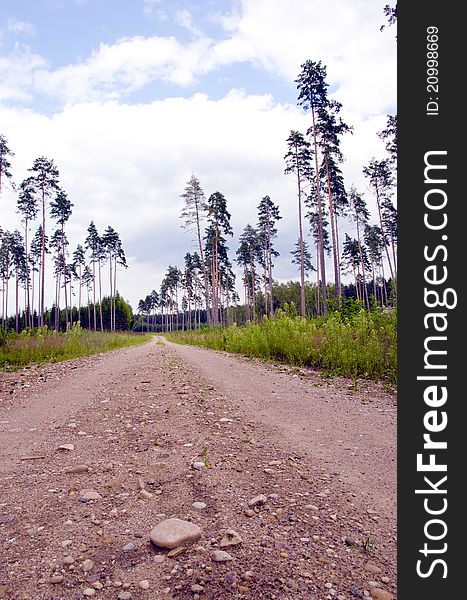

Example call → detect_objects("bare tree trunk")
325 154 341 301
311 105 327 315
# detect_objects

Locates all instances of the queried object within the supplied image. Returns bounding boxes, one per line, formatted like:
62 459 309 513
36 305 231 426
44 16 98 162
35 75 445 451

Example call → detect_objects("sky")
0 0 396 314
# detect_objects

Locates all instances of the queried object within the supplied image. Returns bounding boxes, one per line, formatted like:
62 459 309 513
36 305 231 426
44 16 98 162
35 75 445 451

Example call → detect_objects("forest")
135 60 397 333
1 58 397 381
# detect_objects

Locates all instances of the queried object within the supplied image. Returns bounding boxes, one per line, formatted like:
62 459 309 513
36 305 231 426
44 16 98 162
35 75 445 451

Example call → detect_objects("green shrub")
165 308 397 383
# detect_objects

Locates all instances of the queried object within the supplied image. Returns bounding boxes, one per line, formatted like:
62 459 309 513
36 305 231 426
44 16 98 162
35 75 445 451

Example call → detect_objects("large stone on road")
150 518 201 549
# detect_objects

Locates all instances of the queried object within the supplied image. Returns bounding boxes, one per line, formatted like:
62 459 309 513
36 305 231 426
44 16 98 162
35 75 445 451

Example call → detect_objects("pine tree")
363 159 396 280
72 244 86 323
284 130 312 317
17 177 39 327
50 189 73 327
348 187 370 309
316 102 352 301
180 174 211 324
206 191 233 325
85 221 100 331
296 59 330 314
27 157 60 326
257 195 281 316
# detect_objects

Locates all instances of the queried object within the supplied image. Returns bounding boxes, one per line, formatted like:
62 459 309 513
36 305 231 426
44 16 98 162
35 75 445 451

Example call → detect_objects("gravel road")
0 336 397 600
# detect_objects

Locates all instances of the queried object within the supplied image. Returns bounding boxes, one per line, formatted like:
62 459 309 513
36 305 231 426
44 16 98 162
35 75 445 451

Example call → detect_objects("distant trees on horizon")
0 137 127 333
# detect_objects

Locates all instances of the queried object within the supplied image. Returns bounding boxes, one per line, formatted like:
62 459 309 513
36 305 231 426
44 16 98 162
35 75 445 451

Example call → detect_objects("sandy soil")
0 336 397 600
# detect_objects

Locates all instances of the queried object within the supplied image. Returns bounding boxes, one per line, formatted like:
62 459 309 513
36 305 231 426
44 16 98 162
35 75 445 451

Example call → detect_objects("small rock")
244 509 255 517
191 584 204 593
83 589 95 597
122 543 136 552
58 444 75 451
219 529 242 548
65 464 89 474
381 577 390 584
150 518 202 549
81 559 94 572
63 556 74 565
91 581 103 590
345 537 357 546
364 563 382 575
192 461 205 470
370 589 394 600
79 490 102 502
139 489 153 500
212 550 234 562
117 593 132 600
192 502 207 510
138 580 150 590
305 504 318 510
248 494 267 507
49 575 64 584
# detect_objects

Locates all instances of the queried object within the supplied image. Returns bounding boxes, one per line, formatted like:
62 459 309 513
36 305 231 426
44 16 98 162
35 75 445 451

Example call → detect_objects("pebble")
49 575 64 584
192 502 207 510
58 444 74 451
191 584 204 593
81 559 94 572
305 504 319 510
150 518 202 549
211 550 234 562
79 490 102 502
192 462 205 470
82 589 95 597
122 543 136 552
138 580 150 590
370 589 394 600
117 593 132 600
248 494 267 507
139 489 153 500
91 581 103 590
244 509 255 517
365 563 382 574
219 529 242 548
63 556 74 565
65 464 89 474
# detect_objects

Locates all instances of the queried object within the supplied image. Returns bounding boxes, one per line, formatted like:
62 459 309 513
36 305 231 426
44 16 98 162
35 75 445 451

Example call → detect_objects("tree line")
0 136 127 332
137 58 397 330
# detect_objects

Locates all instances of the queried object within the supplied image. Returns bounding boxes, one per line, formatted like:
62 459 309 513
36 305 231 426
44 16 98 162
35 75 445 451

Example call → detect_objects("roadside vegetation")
165 305 397 384
0 324 152 370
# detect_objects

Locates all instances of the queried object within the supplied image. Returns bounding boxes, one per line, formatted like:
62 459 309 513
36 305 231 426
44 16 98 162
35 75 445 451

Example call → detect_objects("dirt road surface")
0 337 396 600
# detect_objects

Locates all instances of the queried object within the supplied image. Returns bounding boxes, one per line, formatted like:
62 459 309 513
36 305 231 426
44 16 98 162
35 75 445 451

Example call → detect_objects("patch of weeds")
362 535 376 556
202 445 212 468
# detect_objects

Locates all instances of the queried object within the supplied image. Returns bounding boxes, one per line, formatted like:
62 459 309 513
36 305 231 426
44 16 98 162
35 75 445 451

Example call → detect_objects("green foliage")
0 324 151 370
165 309 397 384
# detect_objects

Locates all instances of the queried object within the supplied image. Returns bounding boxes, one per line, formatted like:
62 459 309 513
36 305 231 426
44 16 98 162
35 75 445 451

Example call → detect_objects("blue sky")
0 0 396 312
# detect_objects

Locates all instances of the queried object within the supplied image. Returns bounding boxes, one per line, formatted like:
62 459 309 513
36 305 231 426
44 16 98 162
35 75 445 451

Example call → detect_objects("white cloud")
4 17 36 36
0 45 46 102
0 0 395 116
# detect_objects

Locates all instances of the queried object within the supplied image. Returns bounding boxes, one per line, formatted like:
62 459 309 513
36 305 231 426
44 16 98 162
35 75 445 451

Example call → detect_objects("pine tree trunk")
195 202 211 325
40 182 46 327
311 105 327 315
98 260 103 332
325 154 341 301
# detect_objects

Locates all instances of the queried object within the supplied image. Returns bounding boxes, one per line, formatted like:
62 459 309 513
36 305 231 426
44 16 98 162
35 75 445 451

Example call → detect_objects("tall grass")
0 325 152 370
165 308 397 383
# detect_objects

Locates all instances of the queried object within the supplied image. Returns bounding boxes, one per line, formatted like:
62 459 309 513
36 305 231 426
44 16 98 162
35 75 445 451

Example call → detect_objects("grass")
164 308 397 384
0 325 153 370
